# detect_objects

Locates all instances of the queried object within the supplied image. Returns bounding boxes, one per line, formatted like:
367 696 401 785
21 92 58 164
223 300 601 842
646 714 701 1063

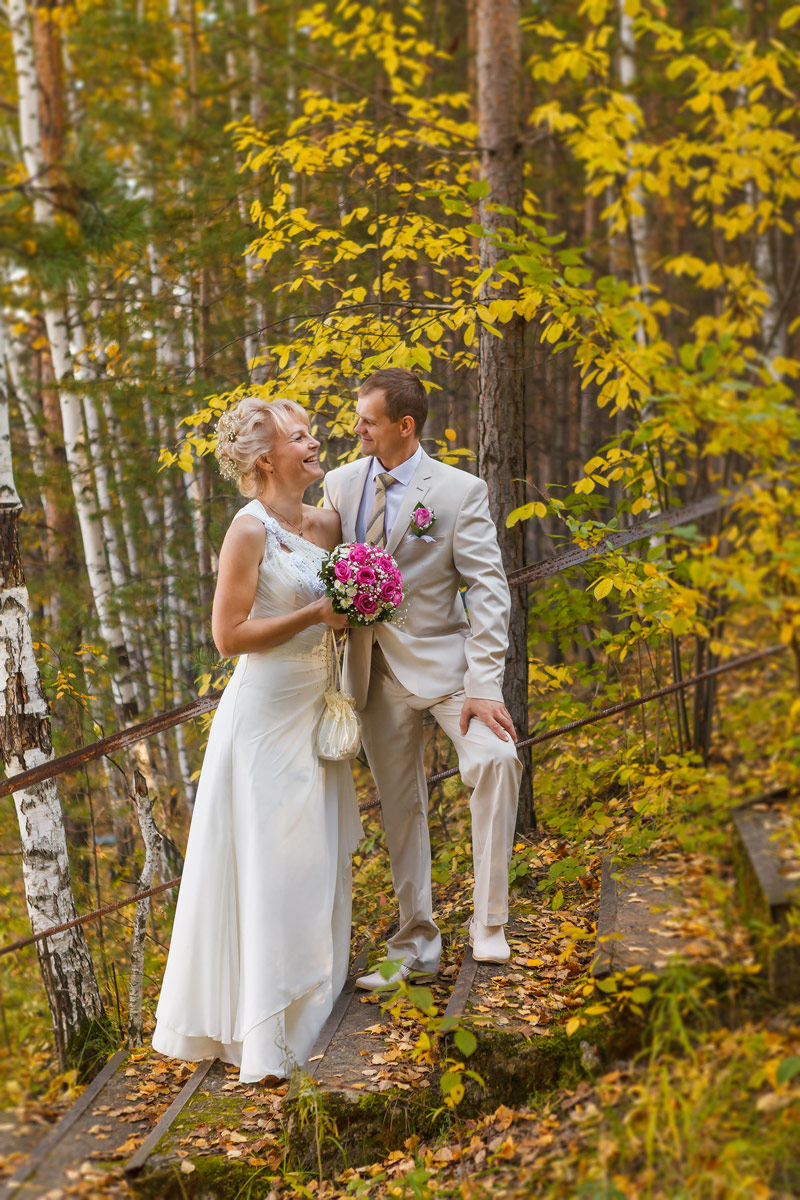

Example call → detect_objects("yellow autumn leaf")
779 3 800 27
506 503 535 528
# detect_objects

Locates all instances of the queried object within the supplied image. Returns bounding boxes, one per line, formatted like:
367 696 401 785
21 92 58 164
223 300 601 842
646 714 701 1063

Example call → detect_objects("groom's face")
355 389 411 466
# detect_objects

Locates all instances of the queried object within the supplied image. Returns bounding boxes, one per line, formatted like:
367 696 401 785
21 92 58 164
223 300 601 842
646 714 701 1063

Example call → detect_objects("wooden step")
592 858 686 977
0 1050 129 1200
733 791 800 1000
458 907 641 1113
0 1107 58 1187
0 1047 201 1200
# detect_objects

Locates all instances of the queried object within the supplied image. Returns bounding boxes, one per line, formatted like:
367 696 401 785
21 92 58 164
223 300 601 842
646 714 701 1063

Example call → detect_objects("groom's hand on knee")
459 698 518 742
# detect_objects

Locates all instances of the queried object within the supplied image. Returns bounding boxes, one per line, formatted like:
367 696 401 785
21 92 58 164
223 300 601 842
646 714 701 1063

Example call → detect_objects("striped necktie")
365 472 397 547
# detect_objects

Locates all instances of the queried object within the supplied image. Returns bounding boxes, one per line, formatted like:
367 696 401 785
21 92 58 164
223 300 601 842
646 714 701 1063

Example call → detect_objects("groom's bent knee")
462 734 521 789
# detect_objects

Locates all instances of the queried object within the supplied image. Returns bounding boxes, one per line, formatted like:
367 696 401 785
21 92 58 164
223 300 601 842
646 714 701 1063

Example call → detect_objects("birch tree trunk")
247 0 263 127
731 0 787 366
0 324 104 1065
7 0 141 721
3 330 48 527
475 0 533 830
158 412 197 808
617 0 650 304
70 306 147 710
127 769 162 1046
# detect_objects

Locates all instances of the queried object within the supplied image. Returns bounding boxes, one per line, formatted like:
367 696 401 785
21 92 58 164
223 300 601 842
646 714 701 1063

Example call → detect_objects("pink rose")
377 553 394 570
413 507 433 530
356 566 377 585
333 560 352 582
390 568 402 585
354 593 379 616
380 580 397 601
349 543 368 564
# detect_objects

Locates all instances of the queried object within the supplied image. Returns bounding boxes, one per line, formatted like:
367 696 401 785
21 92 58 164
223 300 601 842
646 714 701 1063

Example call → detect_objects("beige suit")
324 450 521 971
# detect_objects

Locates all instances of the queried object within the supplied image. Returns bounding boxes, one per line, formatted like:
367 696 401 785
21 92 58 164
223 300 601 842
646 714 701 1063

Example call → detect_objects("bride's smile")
259 421 323 486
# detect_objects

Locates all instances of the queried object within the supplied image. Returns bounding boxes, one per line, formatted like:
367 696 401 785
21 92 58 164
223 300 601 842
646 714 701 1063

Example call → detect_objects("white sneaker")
468 920 511 964
355 962 436 991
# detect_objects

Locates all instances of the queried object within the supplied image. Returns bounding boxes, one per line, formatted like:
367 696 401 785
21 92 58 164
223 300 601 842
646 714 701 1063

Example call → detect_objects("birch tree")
617 0 650 307
0 321 105 1064
127 769 163 1047
7 0 141 721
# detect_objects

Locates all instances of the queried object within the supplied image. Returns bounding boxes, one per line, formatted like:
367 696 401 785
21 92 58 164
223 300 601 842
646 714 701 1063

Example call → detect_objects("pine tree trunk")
0 326 104 1064
475 0 533 830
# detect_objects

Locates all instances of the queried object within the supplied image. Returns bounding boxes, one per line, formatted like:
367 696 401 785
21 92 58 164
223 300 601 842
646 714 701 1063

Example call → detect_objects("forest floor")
0 650 799 1197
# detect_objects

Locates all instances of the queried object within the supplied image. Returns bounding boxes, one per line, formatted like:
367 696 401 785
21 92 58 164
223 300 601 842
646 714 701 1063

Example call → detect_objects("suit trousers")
359 646 522 973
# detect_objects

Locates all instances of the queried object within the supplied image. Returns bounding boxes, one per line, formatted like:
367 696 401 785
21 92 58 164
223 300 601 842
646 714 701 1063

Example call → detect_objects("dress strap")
232 500 287 559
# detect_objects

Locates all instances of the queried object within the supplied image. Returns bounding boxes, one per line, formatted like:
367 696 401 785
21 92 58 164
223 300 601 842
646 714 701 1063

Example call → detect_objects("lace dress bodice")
233 500 328 660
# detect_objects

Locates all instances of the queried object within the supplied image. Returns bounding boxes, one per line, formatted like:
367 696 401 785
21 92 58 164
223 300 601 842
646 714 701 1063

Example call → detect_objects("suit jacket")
323 449 511 709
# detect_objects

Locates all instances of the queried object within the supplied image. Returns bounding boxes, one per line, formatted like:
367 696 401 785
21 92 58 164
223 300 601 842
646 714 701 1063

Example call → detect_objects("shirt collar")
369 444 423 487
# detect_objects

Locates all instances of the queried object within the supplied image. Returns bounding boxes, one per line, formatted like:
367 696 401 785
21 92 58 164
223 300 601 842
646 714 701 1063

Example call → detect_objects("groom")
323 368 521 985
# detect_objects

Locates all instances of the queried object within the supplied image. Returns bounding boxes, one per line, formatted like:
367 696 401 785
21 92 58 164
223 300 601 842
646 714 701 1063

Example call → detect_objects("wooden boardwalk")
2 789 798 1196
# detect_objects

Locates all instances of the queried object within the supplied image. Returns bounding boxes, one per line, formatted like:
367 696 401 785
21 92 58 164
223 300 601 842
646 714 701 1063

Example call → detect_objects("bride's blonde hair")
216 396 309 497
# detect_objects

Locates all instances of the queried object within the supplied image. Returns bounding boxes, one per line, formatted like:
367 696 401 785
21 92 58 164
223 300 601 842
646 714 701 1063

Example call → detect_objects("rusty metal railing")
0 479 751 804
0 641 784 961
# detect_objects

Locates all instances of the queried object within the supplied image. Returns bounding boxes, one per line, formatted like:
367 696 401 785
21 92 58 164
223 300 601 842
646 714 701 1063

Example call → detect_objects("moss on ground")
284 1077 452 1176
458 1006 645 1117
130 1152 266 1200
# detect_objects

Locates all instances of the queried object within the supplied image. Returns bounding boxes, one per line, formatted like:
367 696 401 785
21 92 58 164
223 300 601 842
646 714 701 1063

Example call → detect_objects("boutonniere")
409 503 436 537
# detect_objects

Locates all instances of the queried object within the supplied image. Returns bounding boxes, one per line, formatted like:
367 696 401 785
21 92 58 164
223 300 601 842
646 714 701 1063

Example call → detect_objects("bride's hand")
314 597 353 631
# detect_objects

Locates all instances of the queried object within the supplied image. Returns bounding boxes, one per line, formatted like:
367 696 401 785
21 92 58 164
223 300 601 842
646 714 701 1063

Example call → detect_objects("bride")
152 396 362 1083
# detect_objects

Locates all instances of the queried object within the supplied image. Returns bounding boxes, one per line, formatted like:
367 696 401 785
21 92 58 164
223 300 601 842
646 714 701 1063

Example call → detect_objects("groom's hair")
359 369 428 436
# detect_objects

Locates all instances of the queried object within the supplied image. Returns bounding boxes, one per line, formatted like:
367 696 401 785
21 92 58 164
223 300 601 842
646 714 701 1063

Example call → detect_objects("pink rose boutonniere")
409 502 436 537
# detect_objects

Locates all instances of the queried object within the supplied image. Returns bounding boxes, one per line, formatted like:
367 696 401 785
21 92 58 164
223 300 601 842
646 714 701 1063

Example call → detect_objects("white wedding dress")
152 500 362 1082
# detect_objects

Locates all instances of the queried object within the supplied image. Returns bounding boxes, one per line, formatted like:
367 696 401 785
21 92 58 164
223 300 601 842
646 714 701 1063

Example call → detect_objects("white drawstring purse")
316 631 362 761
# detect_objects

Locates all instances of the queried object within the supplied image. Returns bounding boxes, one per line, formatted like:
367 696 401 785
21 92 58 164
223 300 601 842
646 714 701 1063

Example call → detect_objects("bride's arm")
212 518 347 657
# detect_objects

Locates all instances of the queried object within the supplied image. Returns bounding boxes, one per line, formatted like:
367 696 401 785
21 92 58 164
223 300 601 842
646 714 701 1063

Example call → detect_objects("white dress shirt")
355 445 423 543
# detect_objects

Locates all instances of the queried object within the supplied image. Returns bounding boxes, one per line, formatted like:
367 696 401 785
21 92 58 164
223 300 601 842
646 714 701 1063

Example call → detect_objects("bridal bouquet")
320 542 403 626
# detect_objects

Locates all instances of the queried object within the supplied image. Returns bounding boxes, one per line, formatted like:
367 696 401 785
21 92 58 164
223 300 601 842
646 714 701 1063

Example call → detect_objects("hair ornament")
218 456 240 484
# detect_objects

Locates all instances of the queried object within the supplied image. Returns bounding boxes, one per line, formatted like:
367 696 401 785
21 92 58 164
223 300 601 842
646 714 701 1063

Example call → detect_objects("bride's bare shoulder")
304 506 341 551
221 513 267 558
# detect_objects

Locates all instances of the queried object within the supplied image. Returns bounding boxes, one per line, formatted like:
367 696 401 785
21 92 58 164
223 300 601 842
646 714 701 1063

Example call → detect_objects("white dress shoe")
468 920 511 964
355 962 436 991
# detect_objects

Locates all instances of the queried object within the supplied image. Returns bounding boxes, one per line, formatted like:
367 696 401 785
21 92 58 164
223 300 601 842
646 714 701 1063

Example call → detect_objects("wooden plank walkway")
6 791 797 1195
0 1051 128 1200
